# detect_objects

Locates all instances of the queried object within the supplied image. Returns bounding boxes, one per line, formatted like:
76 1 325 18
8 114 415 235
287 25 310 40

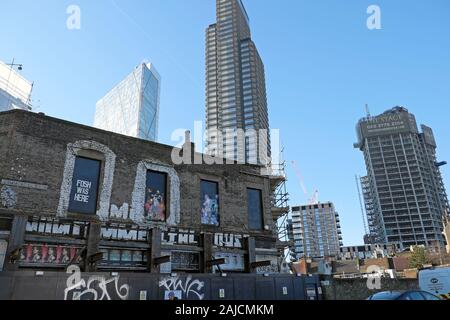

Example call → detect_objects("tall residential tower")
355 106 449 250
205 0 270 165
94 62 161 142
291 202 343 259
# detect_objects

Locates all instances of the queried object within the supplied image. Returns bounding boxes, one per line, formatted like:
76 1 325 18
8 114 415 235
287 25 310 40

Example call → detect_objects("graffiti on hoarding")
20 244 82 265
64 265 130 300
159 275 205 300
101 226 147 241
109 203 130 220
255 255 280 274
161 229 246 249
25 217 88 238
162 229 199 246
214 233 244 249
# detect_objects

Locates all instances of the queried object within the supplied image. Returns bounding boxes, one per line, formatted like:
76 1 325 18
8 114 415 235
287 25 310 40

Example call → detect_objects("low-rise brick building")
0 110 279 274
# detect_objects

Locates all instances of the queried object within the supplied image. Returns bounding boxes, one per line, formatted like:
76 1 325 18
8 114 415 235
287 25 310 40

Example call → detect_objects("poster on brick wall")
200 180 219 226
144 171 167 222
19 244 82 266
68 157 101 215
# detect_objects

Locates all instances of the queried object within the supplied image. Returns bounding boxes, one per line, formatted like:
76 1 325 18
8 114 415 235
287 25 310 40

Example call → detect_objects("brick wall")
0 110 278 272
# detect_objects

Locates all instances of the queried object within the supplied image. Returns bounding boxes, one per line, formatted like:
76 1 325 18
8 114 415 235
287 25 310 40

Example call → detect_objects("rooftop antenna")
365 104 371 118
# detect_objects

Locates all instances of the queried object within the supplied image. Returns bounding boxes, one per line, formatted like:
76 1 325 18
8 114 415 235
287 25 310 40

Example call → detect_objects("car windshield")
370 292 403 300
421 292 441 300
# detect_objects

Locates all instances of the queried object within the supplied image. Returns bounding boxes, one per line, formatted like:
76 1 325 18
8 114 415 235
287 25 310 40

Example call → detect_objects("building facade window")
130 160 180 226
144 171 168 222
98 248 148 270
57 140 116 221
68 157 102 215
247 188 264 230
200 180 220 226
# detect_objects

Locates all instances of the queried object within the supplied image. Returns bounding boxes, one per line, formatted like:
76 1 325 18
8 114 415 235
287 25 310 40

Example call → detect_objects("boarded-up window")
68 157 101 215
200 180 219 226
144 171 167 222
247 188 264 230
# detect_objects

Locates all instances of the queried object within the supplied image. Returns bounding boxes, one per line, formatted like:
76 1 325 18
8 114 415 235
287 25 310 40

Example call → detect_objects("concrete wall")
0 271 321 301
321 277 419 300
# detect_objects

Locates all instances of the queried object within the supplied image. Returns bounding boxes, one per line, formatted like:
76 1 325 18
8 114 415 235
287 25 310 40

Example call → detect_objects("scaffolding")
268 149 292 263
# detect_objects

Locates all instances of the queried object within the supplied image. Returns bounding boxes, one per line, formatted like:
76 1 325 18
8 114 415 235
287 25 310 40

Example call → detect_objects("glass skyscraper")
94 62 161 142
355 106 450 250
205 0 270 166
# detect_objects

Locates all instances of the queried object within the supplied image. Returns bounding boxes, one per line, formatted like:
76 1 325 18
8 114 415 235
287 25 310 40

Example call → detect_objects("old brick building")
0 110 279 274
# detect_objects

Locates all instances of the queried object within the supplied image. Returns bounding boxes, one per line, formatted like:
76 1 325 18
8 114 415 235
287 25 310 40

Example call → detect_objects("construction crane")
291 160 319 205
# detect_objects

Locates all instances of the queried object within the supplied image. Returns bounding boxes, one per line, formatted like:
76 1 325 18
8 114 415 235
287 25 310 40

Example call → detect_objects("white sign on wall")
213 252 245 272
255 255 279 274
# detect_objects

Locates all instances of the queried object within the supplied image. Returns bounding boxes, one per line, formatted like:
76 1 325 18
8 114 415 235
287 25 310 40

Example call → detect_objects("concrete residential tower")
205 0 270 166
94 62 161 142
355 106 450 250
291 202 343 259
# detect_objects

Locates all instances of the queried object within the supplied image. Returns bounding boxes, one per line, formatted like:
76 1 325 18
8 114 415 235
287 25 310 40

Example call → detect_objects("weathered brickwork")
0 110 278 273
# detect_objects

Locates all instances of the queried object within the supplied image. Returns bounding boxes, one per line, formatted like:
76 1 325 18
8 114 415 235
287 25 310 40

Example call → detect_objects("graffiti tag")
1 185 17 209
64 265 130 300
159 275 205 300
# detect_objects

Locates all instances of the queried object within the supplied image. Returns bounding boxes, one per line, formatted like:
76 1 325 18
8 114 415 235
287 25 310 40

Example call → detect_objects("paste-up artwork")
200 180 219 226
68 157 101 215
144 171 167 222
20 244 81 266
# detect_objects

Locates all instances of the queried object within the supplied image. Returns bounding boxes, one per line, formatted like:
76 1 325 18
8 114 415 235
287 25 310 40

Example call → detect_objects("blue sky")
1 0 449 245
